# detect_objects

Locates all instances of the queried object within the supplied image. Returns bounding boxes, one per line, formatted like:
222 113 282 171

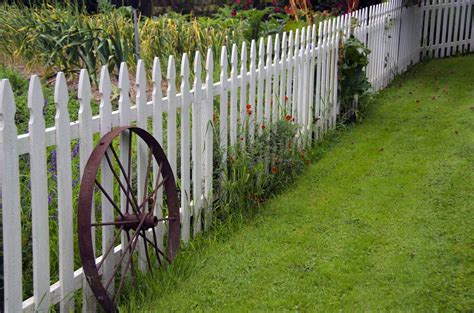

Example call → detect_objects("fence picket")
98 66 115 295
118 62 131 284
265 36 273 124
220 46 229 162
28 76 51 312
204 49 214 229
54 72 74 312
192 52 203 235
257 38 265 132
240 42 248 133
248 40 257 141
152 57 165 250
273 34 280 123
230 44 238 146
0 79 23 312
180 54 191 242
78 70 96 312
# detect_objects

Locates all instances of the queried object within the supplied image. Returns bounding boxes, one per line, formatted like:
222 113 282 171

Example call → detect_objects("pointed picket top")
231 43 238 72
136 59 147 94
206 48 214 84
167 55 177 84
300 26 306 49
1 79 16 125
28 75 45 123
99 66 112 101
220 46 228 78
152 57 163 91
181 53 190 84
119 62 130 92
318 21 322 43
54 72 69 117
250 39 257 66
78 69 92 117
258 37 265 66
294 28 300 52
194 51 202 84
306 25 311 48
288 30 294 52
241 41 248 72
274 33 280 59
311 24 317 55
266 35 273 70
281 32 287 60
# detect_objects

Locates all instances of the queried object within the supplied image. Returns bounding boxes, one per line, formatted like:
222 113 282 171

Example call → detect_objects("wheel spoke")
141 229 153 272
97 226 124 271
143 149 153 206
138 231 171 263
125 130 133 214
104 213 148 291
136 176 168 213
94 179 125 219
109 145 140 212
104 151 139 213
113 230 141 302
151 228 162 267
152 161 164 211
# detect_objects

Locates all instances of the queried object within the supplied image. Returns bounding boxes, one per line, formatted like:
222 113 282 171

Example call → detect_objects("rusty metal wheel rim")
78 126 180 312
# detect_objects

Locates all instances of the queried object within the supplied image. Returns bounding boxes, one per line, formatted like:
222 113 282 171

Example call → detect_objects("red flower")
261 123 266 129
272 0 277 5
246 104 252 115
284 95 289 102
231 9 237 17
271 166 278 174
285 114 292 121
274 7 281 13
236 0 241 4
240 136 244 141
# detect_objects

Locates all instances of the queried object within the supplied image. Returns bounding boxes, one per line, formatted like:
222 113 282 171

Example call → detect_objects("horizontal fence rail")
1 0 473 311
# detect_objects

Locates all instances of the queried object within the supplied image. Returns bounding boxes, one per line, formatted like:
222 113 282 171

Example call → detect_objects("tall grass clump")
0 2 289 81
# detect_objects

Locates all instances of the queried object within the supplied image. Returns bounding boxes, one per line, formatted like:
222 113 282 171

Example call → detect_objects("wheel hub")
115 212 158 231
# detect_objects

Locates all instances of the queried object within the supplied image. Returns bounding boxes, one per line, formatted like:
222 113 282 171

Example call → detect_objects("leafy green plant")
213 118 308 220
338 36 371 123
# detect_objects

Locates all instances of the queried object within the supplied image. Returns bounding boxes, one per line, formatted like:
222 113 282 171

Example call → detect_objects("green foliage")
213 119 308 221
338 36 371 122
0 2 293 80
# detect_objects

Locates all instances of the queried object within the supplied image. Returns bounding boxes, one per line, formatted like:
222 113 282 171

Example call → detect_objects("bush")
338 36 371 123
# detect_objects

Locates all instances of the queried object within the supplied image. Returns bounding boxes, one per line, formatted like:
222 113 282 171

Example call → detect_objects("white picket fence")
1 0 473 311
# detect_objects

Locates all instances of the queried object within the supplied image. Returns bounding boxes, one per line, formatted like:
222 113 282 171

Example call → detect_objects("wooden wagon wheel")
78 126 180 312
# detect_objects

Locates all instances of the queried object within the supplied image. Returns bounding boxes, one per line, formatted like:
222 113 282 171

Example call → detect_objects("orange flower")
285 114 292 121
261 123 266 129
246 104 252 116
284 95 289 102
271 166 278 174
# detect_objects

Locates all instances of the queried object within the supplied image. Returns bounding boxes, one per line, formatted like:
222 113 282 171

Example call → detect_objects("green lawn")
121 55 474 312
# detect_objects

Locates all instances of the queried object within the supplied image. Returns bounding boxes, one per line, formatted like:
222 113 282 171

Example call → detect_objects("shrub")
338 36 371 123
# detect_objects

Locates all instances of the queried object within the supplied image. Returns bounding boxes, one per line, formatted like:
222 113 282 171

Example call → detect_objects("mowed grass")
121 55 474 312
